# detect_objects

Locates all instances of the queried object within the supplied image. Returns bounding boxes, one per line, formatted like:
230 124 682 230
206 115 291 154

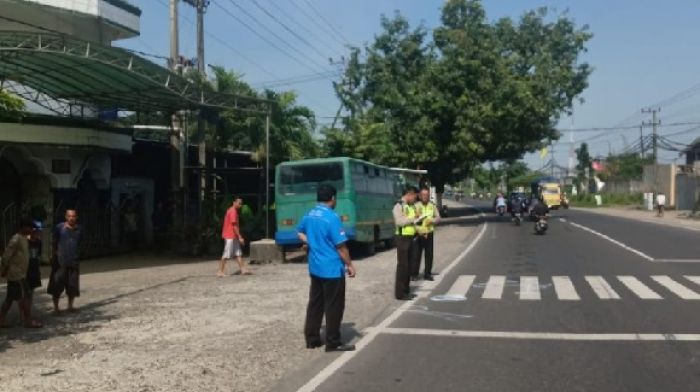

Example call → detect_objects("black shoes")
306 341 323 349
410 276 419 281
424 274 434 281
396 294 417 301
325 344 356 352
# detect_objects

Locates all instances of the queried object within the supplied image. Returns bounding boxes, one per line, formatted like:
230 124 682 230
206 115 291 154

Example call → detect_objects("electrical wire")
261 0 344 58
152 0 279 79
250 0 335 62
302 0 351 45
220 0 331 74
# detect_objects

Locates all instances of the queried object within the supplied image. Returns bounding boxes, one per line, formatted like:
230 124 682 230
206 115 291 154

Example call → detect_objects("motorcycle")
561 195 570 209
534 216 548 235
496 205 506 216
512 212 523 226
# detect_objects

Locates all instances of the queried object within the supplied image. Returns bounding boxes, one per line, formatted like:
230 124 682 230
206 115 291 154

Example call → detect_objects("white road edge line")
568 221 654 261
296 214 488 392
382 327 700 342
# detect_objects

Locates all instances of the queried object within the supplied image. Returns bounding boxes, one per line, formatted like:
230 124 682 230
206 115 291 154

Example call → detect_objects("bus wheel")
383 238 396 249
364 241 376 256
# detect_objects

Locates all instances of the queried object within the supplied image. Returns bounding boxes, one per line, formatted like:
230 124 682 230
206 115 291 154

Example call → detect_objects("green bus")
274 157 425 254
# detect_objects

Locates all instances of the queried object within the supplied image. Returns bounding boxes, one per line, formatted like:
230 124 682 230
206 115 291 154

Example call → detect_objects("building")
0 0 268 256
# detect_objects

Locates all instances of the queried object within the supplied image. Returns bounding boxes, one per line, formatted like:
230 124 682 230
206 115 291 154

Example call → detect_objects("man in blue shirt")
297 184 356 352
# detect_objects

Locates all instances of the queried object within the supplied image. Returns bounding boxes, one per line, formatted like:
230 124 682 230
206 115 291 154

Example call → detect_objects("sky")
116 0 700 170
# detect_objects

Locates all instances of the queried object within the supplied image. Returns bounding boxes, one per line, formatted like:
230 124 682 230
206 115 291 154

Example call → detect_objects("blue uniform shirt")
297 204 348 279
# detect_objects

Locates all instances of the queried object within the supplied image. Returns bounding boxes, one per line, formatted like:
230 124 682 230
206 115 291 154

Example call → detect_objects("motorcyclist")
532 197 549 218
495 193 507 214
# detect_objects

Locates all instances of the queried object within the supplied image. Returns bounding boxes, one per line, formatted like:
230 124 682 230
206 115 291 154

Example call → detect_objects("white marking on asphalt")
584 276 621 300
559 218 567 223
617 276 663 299
650 276 700 300
382 327 700 342
482 275 506 299
443 275 476 300
296 215 488 392
552 276 580 300
683 276 700 290
568 221 654 261
654 259 700 263
519 276 541 300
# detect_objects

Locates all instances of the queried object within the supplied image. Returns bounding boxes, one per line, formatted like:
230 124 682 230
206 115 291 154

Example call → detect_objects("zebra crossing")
435 274 700 302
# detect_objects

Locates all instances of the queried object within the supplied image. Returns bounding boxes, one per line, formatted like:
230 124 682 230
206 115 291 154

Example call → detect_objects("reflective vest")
417 201 436 234
396 203 417 236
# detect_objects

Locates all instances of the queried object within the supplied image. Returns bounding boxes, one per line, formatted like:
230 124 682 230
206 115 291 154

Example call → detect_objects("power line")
254 71 340 88
250 0 334 62
302 0 351 45
153 0 279 79
261 0 344 58
219 0 330 74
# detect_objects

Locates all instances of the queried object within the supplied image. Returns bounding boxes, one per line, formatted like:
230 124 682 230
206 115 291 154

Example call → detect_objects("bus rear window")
279 163 344 194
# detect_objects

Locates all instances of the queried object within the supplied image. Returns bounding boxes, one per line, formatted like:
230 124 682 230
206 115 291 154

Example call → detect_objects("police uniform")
413 200 440 279
393 200 417 299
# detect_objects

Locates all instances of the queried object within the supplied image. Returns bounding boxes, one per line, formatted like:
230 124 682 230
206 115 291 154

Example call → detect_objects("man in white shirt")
656 193 666 217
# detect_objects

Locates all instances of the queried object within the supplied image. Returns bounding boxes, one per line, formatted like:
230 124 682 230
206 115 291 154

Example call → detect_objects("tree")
202 66 319 165
328 0 592 199
575 142 592 191
600 153 653 182
0 88 24 120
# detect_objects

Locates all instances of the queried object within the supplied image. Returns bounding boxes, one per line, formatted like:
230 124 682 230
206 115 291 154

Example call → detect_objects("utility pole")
639 125 645 158
642 107 661 163
642 107 661 195
169 0 187 225
183 0 209 215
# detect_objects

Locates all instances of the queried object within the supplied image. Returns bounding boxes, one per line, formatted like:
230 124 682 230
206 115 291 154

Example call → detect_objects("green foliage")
599 153 653 181
0 88 24 120
325 0 592 193
570 192 643 207
191 66 320 166
575 142 592 190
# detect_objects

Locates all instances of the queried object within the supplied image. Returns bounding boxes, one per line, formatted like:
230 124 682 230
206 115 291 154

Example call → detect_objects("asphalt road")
297 204 700 392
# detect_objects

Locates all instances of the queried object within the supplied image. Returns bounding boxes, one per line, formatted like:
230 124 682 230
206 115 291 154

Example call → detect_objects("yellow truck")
531 179 561 209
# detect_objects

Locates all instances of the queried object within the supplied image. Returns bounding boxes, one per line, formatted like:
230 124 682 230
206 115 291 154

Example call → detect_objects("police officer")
413 187 441 281
393 186 421 300
297 184 356 352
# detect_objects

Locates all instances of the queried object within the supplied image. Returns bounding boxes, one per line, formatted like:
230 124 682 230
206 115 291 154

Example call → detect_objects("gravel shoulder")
0 207 479 392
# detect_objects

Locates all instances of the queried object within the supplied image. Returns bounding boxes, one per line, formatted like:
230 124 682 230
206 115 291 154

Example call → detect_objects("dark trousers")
304 275 346 348
395 235 415 299
414 233 434 277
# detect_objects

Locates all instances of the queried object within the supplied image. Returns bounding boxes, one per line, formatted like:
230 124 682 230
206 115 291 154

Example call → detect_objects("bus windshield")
279 162 345 194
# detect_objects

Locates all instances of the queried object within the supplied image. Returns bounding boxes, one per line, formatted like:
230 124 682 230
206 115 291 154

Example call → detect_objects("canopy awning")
0 31 268 115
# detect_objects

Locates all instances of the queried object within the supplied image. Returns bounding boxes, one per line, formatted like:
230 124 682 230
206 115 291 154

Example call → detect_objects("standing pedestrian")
0 219 42 328
297 184 356 352
26 221 43 307
393 186 421 300
218 197 249 277
414 188 441 281
47 209 81 313
656 192 666 217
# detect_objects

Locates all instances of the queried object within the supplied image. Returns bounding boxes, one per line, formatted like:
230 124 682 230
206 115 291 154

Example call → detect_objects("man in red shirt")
217 198 249 277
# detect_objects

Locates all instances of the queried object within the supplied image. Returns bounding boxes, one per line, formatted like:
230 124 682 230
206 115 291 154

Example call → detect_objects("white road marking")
296 216 488 392
519 276 541 300
684 276 700 288
444 275 476 299
651 276 700 300
482 275 506 299
617 276 663 299
584 276 621 300
552 276 580 300
382 327 700 342
568 221 654 261
655 259 700 263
